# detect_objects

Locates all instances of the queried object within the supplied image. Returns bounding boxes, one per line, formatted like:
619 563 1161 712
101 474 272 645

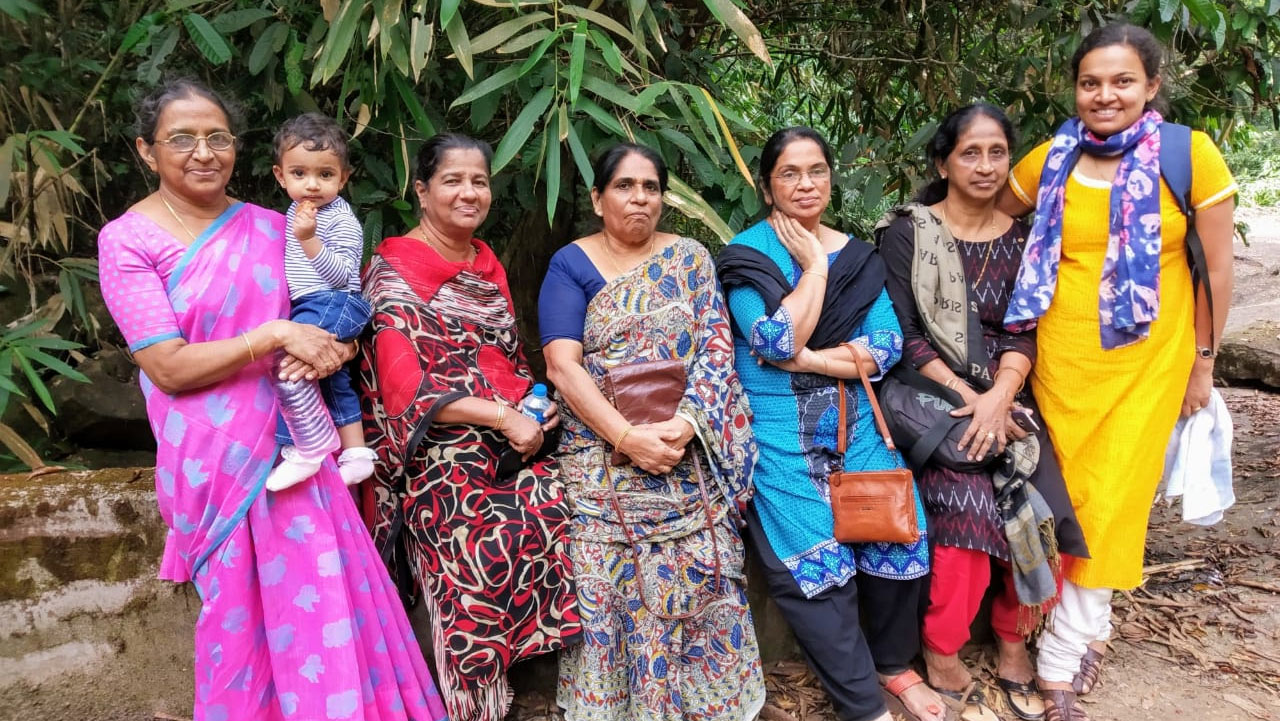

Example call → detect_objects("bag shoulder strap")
1159 122 1193 217
835 343 897 454
1159 121 1216 349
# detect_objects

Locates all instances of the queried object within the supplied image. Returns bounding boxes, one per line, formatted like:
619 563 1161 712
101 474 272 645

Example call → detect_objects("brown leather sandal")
1072 647 1104 695
1042 689 1090 721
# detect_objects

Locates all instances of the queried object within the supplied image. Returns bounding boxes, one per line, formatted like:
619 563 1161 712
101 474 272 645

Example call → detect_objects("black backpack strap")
1159 122 1215 349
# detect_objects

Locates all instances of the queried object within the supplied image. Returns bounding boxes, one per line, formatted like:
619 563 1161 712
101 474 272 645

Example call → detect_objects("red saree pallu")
360 235 581 721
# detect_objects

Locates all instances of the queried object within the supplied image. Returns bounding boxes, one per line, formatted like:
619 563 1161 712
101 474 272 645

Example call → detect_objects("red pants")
923 545 1023 655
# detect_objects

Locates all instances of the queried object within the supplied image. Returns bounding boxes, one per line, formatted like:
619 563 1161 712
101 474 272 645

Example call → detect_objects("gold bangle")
614 425 634 450
945 377 959 391
994 367 1025 390
802 269 828 281
242 332 256 363
494 402 506 431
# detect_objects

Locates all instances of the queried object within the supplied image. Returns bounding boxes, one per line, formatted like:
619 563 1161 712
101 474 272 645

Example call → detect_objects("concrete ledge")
0 467 800 720
0 468 196 721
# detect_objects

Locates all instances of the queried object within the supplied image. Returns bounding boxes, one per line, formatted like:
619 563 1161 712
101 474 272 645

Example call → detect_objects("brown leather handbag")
829 343 920 544
602 358 686 465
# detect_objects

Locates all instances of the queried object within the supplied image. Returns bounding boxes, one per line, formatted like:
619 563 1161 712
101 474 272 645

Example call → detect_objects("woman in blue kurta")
718 127 942 721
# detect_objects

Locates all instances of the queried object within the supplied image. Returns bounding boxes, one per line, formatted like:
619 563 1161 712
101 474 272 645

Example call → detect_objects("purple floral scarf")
1005 110 1165 349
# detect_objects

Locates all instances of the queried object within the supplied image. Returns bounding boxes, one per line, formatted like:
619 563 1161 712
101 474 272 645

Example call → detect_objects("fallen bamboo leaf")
758 702 800 721
1142 558 1205 576
1222 692 1268 719
1233 578 1280 594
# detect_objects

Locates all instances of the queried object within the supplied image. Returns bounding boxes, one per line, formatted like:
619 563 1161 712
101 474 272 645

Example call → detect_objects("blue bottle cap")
532 383 548 397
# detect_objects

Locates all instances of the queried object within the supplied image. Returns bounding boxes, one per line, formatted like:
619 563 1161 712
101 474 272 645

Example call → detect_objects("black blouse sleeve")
878 216 942 369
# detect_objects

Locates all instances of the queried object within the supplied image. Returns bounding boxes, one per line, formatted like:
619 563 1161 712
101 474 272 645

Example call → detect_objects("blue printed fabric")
1005 109 1166 349
725 221 929 598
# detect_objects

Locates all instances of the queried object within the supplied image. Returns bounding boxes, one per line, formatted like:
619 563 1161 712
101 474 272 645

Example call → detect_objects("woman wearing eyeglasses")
718 127 939 721
96 78 447 720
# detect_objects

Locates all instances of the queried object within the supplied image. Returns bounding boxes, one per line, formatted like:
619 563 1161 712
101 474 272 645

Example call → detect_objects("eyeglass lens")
164 133 235 151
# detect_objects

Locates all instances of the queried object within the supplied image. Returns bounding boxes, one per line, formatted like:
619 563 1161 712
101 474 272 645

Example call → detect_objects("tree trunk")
500 186 580 380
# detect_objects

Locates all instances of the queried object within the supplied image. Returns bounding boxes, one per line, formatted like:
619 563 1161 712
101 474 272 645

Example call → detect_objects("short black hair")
914 103 1015 205
757 126 835 207
414 133 493 185
591 143 668 194
273 113 351 170
134 77 241 145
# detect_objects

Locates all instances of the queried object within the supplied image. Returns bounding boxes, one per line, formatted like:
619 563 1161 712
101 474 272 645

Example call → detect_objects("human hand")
1180 358 1214 417
276 355 320 382
648 416 696 451
758 347 821 374
519 396 561 431
769 210 825 272
501 410 544 460
276 340 357 382
293 201 317 241
950 387 1014 461
618 424 685 476
272 321 345 379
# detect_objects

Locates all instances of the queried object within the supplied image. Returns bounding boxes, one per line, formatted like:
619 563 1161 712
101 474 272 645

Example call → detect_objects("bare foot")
880 671 948 721
922 647 971 693
995 637 1035 684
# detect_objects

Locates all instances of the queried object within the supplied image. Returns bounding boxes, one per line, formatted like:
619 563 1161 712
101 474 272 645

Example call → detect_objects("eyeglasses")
773 166 831 186
154 132 237 153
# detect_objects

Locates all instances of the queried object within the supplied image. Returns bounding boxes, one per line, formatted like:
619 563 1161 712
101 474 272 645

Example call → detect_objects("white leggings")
1036 580 1113 683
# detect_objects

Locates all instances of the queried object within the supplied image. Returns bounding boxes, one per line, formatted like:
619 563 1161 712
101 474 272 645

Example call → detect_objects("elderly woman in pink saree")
97 78 447 721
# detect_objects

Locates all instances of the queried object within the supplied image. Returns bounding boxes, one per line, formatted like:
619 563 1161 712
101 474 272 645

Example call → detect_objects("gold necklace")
418 225 475 263
159 194 198 243
600 233 654 276
939 200 999 288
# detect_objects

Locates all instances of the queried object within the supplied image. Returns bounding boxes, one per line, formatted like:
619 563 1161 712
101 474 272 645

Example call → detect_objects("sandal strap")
1072 648 1104 694
1043 689 1089 721
996 678 1038 695
884 669 926 698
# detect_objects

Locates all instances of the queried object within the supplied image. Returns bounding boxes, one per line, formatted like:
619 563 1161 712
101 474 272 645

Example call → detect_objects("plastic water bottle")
522 383 552 424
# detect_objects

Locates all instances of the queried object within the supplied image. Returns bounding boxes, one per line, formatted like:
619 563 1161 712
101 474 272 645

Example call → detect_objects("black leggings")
745 505 929 721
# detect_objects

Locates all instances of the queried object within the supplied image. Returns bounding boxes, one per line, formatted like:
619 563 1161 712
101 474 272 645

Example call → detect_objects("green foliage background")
1 0 1278 463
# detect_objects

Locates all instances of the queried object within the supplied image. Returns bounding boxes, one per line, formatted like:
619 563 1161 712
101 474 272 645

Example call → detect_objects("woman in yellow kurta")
999 23 1235 721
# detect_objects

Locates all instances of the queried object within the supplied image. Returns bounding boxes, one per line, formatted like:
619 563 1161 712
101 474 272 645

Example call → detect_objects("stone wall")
0 468 197 721
0 468 799 721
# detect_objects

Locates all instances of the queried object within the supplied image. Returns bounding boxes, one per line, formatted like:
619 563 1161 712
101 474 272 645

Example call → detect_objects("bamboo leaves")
700 0 770 66
493 86 555 173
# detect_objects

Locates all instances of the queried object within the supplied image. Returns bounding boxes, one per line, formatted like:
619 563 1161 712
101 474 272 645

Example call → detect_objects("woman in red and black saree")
98 78 446 721
359 134 581 721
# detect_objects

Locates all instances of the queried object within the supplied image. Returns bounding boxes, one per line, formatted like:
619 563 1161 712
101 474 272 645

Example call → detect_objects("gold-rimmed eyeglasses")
772 166 832 187
154 132 237 153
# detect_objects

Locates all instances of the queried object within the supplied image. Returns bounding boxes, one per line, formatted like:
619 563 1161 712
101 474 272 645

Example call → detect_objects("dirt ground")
506 388 1280 721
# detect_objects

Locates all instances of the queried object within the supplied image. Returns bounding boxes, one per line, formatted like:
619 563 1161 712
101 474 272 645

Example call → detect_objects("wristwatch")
1196 346 1216 359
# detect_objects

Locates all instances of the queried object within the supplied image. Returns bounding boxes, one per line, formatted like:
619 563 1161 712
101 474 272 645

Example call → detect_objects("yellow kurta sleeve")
1008 140 1053 208
1189 130 1238 210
